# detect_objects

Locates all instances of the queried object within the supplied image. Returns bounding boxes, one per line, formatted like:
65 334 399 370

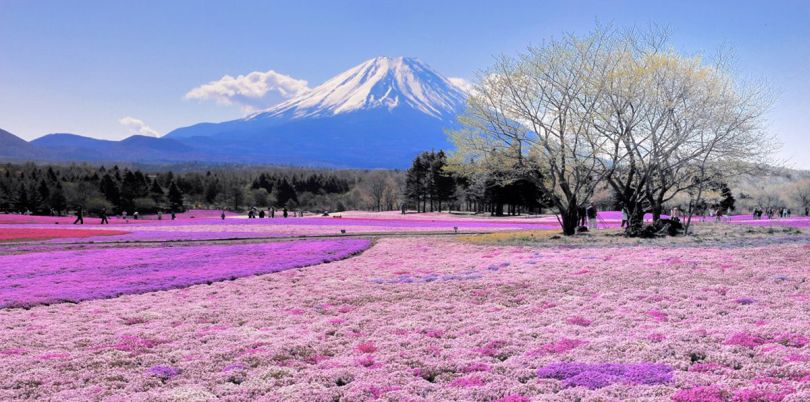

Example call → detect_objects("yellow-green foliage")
457 229 561 244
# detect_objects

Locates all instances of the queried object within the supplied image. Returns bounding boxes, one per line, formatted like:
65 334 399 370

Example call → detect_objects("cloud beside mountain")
118 116 159 137
185 70 310 113
447 77 474 94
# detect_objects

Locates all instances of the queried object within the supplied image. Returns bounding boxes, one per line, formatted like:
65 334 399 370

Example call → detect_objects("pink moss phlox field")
0 209 236 224
0 233 809 400
0 215 568 244
0 228 129 241
0 239 370 308
3 211 809 245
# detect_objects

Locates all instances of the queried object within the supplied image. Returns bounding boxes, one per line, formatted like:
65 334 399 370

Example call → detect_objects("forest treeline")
0 158 556 216
403 150 546 215
1 158 807 219
0 163 383 215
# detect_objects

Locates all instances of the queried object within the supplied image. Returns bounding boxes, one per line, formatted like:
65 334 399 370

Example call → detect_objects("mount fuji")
163 56 468 167
7 57 469 168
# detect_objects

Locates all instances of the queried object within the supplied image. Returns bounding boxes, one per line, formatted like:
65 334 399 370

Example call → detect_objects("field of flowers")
0 238 371 308
0 228 129 241
0 212 808 401
0 212 572 244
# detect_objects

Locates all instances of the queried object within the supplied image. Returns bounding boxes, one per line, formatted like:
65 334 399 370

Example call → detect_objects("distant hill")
30 134 202 164
0 128 47 161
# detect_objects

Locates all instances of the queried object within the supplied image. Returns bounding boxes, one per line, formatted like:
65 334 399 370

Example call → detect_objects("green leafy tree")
168 181 185 212
718 182 736 213
149 178 165 205
49 181 67 214
99 174 120 208
275 179 297 207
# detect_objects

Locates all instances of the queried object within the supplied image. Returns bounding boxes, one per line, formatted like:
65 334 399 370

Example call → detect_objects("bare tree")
364 171 392 211
591 29 772 234
790 179 810 215
451 28 615 235
452 26 773 236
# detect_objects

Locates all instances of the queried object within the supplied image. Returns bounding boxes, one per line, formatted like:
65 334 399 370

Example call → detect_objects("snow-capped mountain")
249 56 467 121
160 56 470 167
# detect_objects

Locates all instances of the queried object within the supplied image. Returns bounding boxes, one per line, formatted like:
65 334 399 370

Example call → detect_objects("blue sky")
1 0 808 167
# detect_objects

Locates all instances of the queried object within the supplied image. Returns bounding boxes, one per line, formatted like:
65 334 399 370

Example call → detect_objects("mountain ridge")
2 56 468 168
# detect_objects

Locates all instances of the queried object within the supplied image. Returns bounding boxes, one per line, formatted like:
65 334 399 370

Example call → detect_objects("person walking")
122 210 128 221
577 205 586 227
171 211 176 220
270 208 275 218
100 208 109 224
157 210 163 220
133 211 139 220
621 206 629 228
586 203 598 229
72 207 84 225
259 209 265 219
283 207 288 218
220 210 226 220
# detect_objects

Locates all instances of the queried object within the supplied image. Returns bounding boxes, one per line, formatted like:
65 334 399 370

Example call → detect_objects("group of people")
619 205 698 227
72 208 177 224
243 207 303 220
752 207 792 220
577 203 599 229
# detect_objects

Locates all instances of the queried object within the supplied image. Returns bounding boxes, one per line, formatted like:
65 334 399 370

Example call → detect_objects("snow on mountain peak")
250 56 467 120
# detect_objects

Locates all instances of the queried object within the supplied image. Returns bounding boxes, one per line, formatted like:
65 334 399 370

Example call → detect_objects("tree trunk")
684 184 705 235
625 203 646 236
560 205 579 236
651 204 663 222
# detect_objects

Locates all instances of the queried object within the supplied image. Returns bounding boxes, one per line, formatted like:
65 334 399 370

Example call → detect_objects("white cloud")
185 70 310 113
448 77 475 94
119 116 159 137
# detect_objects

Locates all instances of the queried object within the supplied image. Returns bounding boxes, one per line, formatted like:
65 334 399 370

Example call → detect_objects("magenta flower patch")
725 333 769 348
147 365 180 381
671 385 728 402
0 238 371 308
536 362 673 389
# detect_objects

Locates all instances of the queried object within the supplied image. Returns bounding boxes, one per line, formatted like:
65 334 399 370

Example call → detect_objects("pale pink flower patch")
671 385 728 402
566 316 592 326
450 375 485 388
